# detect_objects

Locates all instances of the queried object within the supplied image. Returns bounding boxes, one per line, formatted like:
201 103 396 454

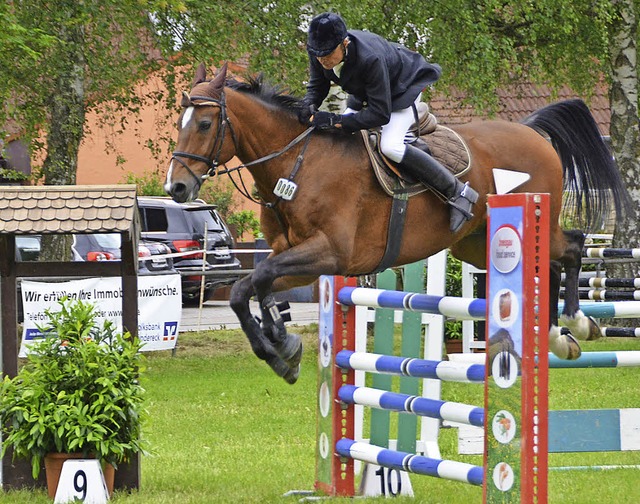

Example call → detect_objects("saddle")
362 102 472 197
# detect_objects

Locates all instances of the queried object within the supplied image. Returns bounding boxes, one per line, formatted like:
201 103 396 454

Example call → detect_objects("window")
141 208 169 232
185 209 224 233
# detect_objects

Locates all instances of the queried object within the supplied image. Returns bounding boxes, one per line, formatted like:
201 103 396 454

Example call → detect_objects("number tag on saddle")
273 178 298 201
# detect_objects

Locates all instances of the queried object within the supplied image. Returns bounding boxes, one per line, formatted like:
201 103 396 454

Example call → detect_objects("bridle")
170 89 315 200
170 87 317 247
170 91 238 189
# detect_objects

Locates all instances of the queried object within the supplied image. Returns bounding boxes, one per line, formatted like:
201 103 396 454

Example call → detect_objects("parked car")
137 196 242 304
15 235 41 262
71 233 175 275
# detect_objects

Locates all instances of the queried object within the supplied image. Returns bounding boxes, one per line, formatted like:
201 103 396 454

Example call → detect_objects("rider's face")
317 41 346 70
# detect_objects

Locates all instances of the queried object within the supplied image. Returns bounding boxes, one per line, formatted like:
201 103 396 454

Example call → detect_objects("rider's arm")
339 55 392 133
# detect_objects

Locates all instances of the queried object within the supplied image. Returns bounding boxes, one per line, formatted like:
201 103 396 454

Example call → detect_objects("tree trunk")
40 10 86 262
608 0 640 326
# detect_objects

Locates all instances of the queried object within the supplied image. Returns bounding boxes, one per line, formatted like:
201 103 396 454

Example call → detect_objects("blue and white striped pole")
336 350 485 383
338 385 484 427
338 287 640 321
336 439 483 486
450 350 640 369
337 287 486 320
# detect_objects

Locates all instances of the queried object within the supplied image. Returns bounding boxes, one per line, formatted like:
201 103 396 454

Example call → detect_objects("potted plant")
0 298 148 497
444 257 464 355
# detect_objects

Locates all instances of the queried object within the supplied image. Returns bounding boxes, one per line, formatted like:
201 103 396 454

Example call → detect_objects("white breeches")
344 96 421 163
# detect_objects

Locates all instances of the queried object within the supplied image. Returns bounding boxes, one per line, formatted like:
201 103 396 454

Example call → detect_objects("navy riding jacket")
303 30 442 133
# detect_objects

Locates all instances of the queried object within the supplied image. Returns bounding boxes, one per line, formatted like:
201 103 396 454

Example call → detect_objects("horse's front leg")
251 235 341 381
229 274 299 384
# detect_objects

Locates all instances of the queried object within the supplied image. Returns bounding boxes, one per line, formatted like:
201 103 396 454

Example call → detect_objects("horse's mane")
227 75 303 116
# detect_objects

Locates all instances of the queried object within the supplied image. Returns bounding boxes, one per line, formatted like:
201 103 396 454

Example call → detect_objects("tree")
4 1 639 261
158 1 639 248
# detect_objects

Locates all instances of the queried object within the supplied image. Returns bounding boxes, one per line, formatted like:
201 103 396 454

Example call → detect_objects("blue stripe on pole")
469 409 484 427
465 364 486 382
376 447 408 471
405 294 445 313
337 286 356 305
336 438 356 456
468 299 487 318
377 290 411 309
403 359 438 379
375 355 409 374
379 391 410 412
467 466 484 486
338 385 357 404
335 349 353 369
404 454 440 477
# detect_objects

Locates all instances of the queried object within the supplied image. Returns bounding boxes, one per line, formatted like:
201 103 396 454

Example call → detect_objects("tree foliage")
2 1 639 247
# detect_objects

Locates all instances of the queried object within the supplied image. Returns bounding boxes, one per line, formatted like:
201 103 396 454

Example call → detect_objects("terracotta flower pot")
44 452 115 498
445 338 463 356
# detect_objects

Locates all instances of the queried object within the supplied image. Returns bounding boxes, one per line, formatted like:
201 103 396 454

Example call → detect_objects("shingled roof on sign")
0 184 138 235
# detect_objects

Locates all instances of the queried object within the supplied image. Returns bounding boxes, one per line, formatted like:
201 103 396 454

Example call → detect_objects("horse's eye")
199 121 212 131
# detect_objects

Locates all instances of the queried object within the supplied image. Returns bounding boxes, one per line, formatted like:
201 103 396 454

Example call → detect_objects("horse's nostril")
170 183 188 202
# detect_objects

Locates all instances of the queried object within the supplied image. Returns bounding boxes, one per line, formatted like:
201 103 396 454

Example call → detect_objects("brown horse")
165 64 630 384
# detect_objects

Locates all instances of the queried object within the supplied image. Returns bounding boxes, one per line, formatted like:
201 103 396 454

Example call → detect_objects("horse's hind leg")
549 260 582 359
550 230 600 359
229 275 299 384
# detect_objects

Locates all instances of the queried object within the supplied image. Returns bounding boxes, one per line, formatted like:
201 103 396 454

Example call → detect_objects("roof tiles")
430 84 610 135
0 184 138 235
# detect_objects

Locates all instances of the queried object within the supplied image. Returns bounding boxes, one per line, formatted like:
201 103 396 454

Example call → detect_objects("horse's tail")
522 99 631 232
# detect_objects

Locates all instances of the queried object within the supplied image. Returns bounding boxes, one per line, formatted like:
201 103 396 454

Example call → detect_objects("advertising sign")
21 274 182 354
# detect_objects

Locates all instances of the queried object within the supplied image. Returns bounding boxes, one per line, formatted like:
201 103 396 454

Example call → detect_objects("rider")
298 12 478 233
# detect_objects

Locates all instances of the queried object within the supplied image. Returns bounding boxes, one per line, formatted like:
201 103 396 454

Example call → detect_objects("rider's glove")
297 103 316 125
311 111 342 130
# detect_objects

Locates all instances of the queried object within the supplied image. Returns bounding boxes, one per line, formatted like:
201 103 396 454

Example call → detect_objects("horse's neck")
227 90 302 185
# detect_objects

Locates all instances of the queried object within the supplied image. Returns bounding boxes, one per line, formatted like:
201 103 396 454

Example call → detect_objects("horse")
165 63 631 384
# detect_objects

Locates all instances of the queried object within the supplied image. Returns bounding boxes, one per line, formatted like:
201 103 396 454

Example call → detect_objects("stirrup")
449 182 478 218
449 182 478 232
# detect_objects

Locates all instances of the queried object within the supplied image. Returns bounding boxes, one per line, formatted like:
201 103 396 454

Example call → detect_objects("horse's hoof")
559 310 596 341
549 326 582 360
276 333 303 370
586 316 602 341
283 364 300 385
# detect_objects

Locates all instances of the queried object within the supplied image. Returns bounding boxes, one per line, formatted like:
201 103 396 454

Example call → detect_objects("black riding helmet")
307 13 348 57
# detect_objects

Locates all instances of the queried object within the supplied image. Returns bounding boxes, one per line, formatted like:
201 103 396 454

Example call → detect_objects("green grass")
1 329 639 503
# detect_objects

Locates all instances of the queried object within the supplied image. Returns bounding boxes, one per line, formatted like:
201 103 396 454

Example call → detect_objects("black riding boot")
399 145 479 233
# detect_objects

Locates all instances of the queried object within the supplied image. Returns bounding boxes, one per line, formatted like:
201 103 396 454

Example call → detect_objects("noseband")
171 91 237 188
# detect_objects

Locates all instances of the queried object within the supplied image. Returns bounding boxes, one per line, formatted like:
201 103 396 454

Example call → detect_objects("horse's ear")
208 63 228 97
192 63 207 87
181 91 191 107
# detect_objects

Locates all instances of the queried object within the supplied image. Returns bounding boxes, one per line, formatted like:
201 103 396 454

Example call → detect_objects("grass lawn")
1 327 639 503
